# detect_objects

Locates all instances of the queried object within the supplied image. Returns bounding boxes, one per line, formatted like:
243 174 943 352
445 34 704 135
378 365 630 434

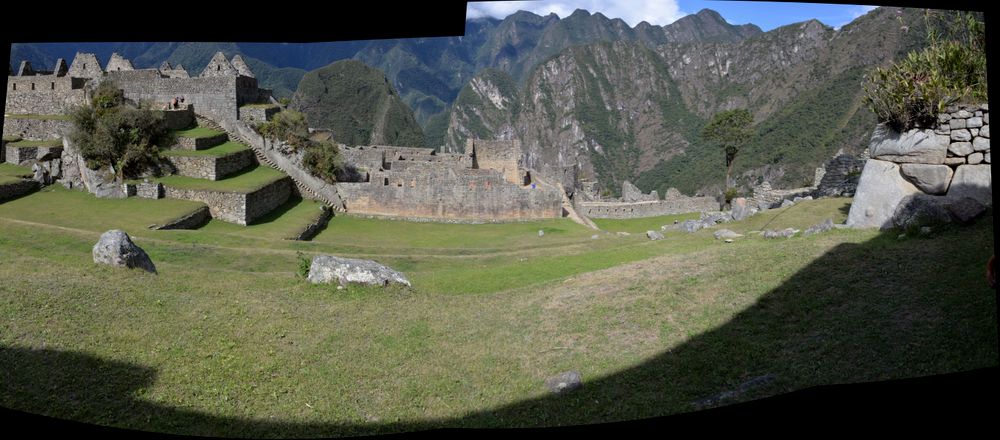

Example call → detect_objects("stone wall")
750 181 815 210
287 205 333 240
813 151 867 197
5 146 37 165
108 70 242 122
577 196 718 219
5 84 87 115
2 117 74 140
847 103 991 229
157 205 211 230
469 138 522 185
167 149 255 180
0 179 39 202
159 106 195 130
239 105 281 125
336 168 563 221
174 133 229 151
163 177 291 225
137 182 163 199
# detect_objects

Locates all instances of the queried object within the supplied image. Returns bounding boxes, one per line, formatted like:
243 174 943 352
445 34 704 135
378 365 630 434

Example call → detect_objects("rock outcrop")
92 230 157 273
307 255 410 287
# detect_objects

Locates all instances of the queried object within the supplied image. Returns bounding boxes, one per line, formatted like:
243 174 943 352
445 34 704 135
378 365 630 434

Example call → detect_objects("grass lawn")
157 165 286 193
3 135 22 142
174 126 225 139
0 163 32 178
0 192 994 437
8 139 63 148
161 141 249 157
0 185 206 233
4 113 72 120
241 103 279 109
593 211 701 233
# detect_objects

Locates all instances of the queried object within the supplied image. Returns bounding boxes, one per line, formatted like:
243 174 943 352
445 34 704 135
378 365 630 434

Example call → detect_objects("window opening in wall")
11 84 15 90
51 82 55 90
83 63 86 69
31 83 35 90
217 65 221 71
384 178 389 186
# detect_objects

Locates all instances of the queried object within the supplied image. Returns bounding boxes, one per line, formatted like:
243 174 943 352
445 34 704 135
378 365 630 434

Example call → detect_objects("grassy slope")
0 192 994 437
8 139 63 148
174 127 225 139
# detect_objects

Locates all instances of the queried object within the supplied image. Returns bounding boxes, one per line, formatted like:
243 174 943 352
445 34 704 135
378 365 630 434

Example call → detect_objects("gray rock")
949 142 974 156
803 219 835 236
947 165 992 206
944 157 967 166
763 228 797 239
976 110 984 117
846 159 922 229
700 211 732 224
946 197 987 224
616 231 631 236
951 129 973 142
538 230 545 237
92 230 156 273
980 124 990 138
971 128 980 137
544 371 582 394
973 137 990 151
681 220 704 233
950 118 967 129
622 180 656 202
986 152 991 163
967 117 984 128
938 113 952 123
982 104 990 111
714 229 743 240
646 230 665 241
954 109 973 118
731 197 752 221
968 152 984 165
892 194 952 228
591 234 600 240
920 226 932 235
934 125 951 135
781 199 795 208
899 164 954 195
307 255 410 287
870 124 949 164
985 113 990 124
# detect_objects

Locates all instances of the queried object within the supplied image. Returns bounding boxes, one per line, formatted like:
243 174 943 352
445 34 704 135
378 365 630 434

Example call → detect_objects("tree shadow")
2 217 996 436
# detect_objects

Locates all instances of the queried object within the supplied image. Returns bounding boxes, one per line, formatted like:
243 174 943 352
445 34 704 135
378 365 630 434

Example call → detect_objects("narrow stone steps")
197 115 336 210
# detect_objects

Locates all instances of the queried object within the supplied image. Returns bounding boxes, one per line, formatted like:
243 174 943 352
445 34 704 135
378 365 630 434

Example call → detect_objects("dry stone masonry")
848 104 991 229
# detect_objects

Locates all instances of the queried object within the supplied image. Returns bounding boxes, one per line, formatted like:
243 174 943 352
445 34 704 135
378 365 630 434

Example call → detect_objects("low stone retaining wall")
287 205 333 240
159 107 195 131
157 205 211 230
163 176 292 225
578 196 718 219
2 117 73 140
174 133 228 151
239 105 280 126
167 149 255 180
0 179 40 202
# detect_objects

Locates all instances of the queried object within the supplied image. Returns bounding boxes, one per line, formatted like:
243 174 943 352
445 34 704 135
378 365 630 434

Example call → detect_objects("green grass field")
156 165 286 193
0 189 995 437
160 141 249 157
4 113 72 120
174 126 225 139
7 139 63 148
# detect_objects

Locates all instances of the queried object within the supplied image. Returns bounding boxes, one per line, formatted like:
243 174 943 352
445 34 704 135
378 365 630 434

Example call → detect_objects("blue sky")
467 1 880 31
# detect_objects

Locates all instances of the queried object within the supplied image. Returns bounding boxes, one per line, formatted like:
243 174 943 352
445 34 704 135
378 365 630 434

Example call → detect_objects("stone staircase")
195 115 339 210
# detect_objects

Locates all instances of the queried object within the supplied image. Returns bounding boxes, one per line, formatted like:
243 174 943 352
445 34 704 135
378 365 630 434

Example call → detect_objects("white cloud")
833 5 878 30
467 0 686 27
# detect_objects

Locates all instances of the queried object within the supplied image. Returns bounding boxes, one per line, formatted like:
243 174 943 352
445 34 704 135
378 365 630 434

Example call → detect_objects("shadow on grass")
2 218 996 436
248 196 306 227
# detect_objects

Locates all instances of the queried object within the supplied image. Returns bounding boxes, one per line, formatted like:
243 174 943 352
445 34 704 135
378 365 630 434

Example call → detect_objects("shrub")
69 81 174 180
296 251 311 278
257 109 350 184
257 109 309 148
863 11 986 131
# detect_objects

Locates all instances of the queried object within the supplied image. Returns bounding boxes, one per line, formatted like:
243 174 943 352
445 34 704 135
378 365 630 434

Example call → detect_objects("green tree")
257 109 350 184
69 81 174 180
701 108 754 191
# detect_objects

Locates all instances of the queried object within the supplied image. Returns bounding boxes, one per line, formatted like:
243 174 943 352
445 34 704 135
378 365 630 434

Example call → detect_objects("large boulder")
899 164 954 195
681 220 704 233
544 371 582 394
869 123 949 164
731 197 752 221
891 194 953 229
803 219 835 236
646 230 665 241
307 255 410 287
714 229 743 240
846 159 922 229
947 165 992 205
92 230 156 273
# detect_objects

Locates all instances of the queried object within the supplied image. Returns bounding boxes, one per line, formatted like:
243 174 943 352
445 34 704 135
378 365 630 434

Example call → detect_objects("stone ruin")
334 139 564 222
847 103 991 229
575 181 718 219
